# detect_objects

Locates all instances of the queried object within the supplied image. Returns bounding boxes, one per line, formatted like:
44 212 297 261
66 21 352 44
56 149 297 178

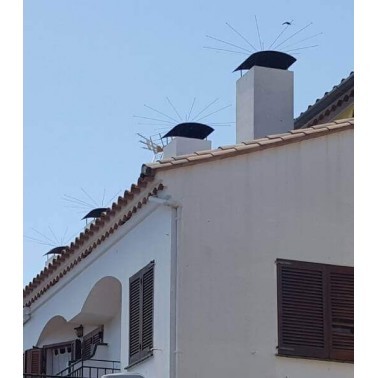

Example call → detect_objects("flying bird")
282 21 292 26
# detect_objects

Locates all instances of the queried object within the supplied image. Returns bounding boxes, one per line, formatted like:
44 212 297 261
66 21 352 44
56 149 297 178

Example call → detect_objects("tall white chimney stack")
235 51 296 143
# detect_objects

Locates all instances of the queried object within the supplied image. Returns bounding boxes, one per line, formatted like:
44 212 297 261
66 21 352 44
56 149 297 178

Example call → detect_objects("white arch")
69 276 122 325
37 315 76 347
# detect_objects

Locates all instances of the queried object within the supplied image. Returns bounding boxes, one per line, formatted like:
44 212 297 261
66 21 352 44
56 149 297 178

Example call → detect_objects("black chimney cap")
163 122 214 140
44 246 67 256
234 50 296 72
82 207 109 220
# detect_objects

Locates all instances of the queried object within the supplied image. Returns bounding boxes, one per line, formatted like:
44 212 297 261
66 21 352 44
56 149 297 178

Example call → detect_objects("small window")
277 259 353 362
129 261 155 366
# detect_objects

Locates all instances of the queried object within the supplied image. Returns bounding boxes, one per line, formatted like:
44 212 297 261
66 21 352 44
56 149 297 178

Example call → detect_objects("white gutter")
148 195 180 378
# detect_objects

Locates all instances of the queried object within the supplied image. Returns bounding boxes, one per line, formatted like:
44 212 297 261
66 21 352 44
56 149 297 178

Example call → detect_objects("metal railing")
24 358 121 378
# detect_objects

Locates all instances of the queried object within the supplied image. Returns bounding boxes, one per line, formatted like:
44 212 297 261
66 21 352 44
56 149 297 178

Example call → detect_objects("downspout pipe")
148 195 180 378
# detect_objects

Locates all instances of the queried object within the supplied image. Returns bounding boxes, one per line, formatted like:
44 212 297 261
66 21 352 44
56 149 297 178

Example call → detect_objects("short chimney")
235 51 296 143
162 122 213 158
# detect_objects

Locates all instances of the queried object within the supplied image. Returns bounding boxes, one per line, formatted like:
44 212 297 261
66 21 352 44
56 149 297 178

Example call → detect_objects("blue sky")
23 0 353 285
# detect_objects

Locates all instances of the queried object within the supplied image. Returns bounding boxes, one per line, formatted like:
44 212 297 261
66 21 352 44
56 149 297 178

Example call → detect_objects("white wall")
158 130 353 378
24 204 173 376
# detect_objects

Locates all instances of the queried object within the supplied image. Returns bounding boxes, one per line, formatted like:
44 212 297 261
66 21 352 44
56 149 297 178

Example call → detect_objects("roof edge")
294 72 354 129
142 118 354 176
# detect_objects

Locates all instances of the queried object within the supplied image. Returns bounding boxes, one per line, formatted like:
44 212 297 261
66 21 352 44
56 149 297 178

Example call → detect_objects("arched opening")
35 315 81 376
69 276 122 364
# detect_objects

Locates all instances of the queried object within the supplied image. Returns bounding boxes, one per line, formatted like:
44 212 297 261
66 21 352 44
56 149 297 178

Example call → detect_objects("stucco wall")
159 130 353 378
24 204 172 376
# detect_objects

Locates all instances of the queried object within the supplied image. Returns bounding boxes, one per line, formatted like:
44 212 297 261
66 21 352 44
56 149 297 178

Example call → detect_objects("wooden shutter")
129 261 154 365
82 326 104 360
141 264 154 358
328 265 354 361
129 274 141 364
277 259 354 362
73 339 82 360
24 348 43 374
277 260 328 359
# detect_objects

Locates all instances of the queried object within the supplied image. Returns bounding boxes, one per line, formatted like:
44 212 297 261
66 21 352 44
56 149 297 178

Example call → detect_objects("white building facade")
24 54 354 377
24 118 353 378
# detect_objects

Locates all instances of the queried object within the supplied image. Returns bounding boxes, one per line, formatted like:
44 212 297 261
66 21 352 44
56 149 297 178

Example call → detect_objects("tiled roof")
23 178 164 305
294 72 354 129
141 119 354 176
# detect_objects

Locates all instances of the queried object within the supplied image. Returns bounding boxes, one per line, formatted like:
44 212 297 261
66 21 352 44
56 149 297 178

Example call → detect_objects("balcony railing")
23 358 121 378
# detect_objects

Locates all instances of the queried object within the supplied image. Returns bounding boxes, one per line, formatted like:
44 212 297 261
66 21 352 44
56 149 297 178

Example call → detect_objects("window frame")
128 261 155 367
276 259 353 363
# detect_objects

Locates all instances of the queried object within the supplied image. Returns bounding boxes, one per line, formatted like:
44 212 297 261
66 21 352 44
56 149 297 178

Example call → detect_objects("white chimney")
235 51 295 143
163 137 211 158
161 122 213 158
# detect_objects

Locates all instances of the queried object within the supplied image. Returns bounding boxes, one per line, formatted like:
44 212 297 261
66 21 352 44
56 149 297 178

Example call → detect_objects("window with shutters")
277 259 354 362
129 261 155 366
82 326 104 360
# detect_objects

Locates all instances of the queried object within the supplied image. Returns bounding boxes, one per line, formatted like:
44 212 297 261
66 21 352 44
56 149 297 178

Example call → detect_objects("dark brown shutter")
129 261 154 365
141 264 154 358
73 339 82 360
277 259 354 362
82 326 104 360
129 275 141 364
24 348 43 374
277 260 329 359
328 265 354 361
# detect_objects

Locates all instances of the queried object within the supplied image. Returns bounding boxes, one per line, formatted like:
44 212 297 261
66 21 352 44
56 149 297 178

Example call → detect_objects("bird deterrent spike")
166 97 183 121
143 104 179 123
280 32 323 50
203 46 250 55
134 115 175 124
226 22 258 51
205 35 252 53
80 187 98 207
61 227 68 245
254 15 263 50
48 226 60 245
274 22 313 49
24 235 56 247
31 227 57 245
63 194 94 208
268 22 291 49
195 104 232 122
191 98 220 121
284 44 319 53
187 97 196 121
101 189 106 207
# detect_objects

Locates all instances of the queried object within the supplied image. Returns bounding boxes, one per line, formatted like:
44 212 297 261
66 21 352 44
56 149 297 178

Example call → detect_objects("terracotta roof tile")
294 72 354 129
281 134 307 142
24 178 165 304
170 159 190 166
234 144 260 152
210 149 234 157
328 120 351 127
244 137 269 145
187 154 213 162
289 129 308 135
219 144 239 150
255 138 285 146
